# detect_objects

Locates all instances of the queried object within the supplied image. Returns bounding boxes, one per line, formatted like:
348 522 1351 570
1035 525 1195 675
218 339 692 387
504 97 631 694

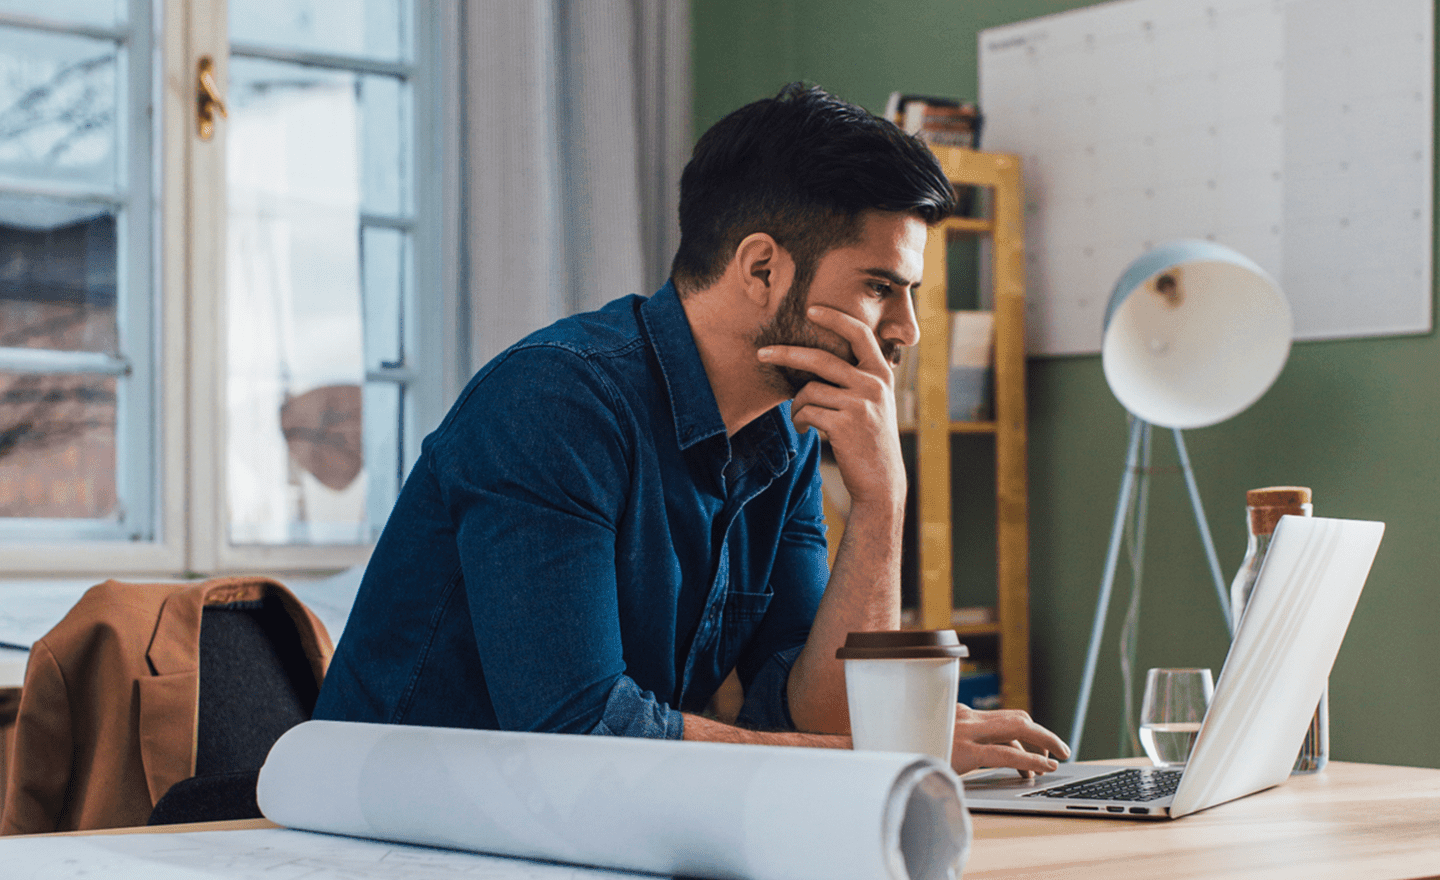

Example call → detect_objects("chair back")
195 594 320 776
148 592 323 825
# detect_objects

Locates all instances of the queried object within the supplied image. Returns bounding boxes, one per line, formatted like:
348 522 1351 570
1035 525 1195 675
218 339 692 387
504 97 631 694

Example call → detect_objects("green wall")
692 0 1440 768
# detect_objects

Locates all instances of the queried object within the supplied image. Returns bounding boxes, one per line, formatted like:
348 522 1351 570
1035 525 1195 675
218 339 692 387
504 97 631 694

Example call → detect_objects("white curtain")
463 0 691 371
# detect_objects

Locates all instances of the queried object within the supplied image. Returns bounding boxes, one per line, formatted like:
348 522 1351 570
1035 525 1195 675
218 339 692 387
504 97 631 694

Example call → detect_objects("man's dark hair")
670 83 956 296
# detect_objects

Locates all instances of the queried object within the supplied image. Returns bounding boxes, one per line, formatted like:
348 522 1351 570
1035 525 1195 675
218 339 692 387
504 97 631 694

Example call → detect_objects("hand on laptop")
951 704 1070 777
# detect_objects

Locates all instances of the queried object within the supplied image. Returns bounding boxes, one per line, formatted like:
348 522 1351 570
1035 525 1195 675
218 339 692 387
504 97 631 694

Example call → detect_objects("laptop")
963 515 1384 820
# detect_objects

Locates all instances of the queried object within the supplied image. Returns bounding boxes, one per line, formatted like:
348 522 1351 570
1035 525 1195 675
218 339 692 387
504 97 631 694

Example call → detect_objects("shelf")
898 421 998 436
899 606 999 633
949 421 997 435
913 145 1030 713
954 621 1002 638
942 216 994 237
899 619 1001 636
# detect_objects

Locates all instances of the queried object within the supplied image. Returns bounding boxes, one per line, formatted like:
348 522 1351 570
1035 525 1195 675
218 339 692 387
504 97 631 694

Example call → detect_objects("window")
0 2 157 547
0 0 459 574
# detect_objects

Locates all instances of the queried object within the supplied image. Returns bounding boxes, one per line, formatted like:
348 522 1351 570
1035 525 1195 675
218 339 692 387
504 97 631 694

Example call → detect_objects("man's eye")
870 282 892 297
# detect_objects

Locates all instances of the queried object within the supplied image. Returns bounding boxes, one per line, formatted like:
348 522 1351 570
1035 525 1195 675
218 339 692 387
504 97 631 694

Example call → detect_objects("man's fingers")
792 373 885 413
949 706 1071 776
758 307 907 510
1011 740 1036 779
957 712 1069 757
804 305 889 373
961 742 1059 775
758 344 867 390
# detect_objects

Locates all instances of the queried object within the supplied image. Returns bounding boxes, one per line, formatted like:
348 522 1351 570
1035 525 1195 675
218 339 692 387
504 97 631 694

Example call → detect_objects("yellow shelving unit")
911 146 1030 712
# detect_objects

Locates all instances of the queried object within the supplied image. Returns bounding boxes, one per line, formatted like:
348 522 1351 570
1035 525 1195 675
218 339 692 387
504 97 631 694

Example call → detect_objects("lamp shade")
1101 240 1292 429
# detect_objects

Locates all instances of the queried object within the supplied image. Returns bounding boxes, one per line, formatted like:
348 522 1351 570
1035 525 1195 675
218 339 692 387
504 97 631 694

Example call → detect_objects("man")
315 84 1067 775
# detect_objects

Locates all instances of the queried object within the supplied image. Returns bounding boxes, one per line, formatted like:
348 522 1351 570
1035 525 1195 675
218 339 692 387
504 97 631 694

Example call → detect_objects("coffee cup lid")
835 629 969 660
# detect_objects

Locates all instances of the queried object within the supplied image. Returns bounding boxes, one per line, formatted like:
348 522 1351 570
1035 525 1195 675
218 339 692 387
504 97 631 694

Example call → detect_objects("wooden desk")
965 760 1440 879
8 761 1437 879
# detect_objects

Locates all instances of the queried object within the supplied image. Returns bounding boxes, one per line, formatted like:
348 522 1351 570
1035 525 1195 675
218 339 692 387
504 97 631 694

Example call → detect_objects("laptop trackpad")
963 767 1101 794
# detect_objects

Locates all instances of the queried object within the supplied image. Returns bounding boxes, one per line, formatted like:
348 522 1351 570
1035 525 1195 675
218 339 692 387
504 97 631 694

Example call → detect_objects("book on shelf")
884 92 983 149
894 340 920 428
951 605 997 627
948 310 995 422
957 670 1002 710
891 311 996 426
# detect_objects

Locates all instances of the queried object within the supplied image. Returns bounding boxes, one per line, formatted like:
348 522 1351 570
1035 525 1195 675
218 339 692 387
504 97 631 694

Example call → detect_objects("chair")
0 577 331 835
147 591 323 825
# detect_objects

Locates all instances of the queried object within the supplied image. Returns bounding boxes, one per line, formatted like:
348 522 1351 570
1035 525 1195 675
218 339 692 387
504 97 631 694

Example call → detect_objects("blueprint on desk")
0 827 660 880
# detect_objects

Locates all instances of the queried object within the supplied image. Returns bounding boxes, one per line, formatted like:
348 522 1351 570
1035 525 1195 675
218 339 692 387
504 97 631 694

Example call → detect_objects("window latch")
197 56 228 141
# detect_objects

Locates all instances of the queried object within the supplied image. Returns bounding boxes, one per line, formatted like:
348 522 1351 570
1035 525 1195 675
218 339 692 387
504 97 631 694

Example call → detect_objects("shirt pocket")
720 588 773 646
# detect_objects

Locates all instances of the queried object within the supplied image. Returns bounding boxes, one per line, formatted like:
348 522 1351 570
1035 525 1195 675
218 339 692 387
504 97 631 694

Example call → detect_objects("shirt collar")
641 281 800 469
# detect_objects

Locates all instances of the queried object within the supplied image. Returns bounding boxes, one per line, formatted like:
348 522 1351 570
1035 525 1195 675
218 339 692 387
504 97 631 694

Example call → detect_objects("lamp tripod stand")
1066 415 1236 759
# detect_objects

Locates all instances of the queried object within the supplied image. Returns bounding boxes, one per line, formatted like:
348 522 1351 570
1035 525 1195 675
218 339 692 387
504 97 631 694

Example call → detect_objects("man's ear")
733 233 795 310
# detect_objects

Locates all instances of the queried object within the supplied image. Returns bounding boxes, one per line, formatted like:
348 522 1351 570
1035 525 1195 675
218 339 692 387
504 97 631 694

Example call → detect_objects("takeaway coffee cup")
836 630 968 764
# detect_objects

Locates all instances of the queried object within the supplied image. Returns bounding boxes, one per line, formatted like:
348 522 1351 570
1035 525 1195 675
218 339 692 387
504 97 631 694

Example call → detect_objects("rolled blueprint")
258 720 971 880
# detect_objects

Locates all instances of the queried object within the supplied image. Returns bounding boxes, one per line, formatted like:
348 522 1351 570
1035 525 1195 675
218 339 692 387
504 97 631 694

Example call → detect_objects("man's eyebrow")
862 268 922 290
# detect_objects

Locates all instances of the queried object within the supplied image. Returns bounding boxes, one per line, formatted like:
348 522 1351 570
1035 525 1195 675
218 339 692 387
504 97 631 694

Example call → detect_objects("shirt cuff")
589 676 685 739
734 644 804 731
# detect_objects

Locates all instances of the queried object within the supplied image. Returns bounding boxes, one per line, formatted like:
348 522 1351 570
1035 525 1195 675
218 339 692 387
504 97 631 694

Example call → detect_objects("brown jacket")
0 577 332 835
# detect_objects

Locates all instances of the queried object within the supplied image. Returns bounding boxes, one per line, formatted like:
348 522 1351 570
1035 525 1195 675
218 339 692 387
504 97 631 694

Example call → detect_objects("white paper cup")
837 630 969 765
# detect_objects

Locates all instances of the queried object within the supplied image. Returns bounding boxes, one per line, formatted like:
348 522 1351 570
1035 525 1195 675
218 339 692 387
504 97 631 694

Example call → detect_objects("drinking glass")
1139 668 1213 767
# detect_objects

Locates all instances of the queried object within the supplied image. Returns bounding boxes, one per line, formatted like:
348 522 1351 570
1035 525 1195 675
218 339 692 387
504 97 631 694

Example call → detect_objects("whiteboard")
979 0 1433 356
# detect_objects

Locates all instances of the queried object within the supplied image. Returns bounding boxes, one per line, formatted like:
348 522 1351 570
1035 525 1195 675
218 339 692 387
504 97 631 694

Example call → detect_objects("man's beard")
753 279 898 397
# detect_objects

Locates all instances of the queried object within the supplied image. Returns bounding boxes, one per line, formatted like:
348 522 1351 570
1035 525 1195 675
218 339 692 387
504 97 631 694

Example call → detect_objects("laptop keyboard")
1023 768 1183 802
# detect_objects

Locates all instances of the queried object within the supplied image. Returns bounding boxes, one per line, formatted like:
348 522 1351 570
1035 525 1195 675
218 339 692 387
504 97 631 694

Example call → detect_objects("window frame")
0 0 461 576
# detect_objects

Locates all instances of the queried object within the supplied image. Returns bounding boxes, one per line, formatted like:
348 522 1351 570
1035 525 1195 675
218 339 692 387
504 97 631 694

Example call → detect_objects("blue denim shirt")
314 282 830 738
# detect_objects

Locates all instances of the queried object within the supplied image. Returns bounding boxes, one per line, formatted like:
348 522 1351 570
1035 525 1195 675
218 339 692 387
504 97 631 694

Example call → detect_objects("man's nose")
881 293 921 348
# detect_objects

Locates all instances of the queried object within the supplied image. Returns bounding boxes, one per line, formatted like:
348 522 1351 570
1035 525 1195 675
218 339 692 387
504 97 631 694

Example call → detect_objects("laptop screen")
1170 516 1383 817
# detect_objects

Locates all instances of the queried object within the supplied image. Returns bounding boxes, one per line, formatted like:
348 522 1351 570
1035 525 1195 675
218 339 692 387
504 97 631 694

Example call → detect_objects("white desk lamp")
1068 239 1292 759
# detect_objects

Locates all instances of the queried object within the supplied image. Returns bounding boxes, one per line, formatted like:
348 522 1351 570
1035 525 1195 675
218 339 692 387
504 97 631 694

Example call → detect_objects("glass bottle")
1229 486 1326 774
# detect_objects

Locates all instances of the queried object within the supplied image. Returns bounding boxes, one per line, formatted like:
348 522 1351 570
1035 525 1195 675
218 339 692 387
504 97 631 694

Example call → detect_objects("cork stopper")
1246 485 1313 535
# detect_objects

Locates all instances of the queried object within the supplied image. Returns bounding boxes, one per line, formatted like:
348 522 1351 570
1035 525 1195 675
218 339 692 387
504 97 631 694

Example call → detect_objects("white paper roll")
258 721 971 880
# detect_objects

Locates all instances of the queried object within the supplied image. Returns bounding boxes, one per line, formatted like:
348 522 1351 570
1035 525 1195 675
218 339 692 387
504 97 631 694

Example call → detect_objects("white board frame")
980 0 1434 357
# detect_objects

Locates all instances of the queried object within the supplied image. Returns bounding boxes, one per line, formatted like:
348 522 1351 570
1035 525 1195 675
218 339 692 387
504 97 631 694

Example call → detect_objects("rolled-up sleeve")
734 643 804 731
593 677 684 739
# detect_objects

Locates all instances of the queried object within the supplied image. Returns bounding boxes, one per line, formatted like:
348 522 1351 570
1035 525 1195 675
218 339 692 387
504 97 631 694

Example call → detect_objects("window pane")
360 224 404 371
358 73 409 216
0 370 115 519
0 203 116 352
0 4 152 547
362 379 398 534
0 0 125 28
0 26 121 191
228 0 408 63
225 58 369 546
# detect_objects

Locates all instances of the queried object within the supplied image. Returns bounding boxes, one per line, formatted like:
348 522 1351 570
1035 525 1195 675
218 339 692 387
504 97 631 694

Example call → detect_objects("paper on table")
258 720 972 880
0 827 658 879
